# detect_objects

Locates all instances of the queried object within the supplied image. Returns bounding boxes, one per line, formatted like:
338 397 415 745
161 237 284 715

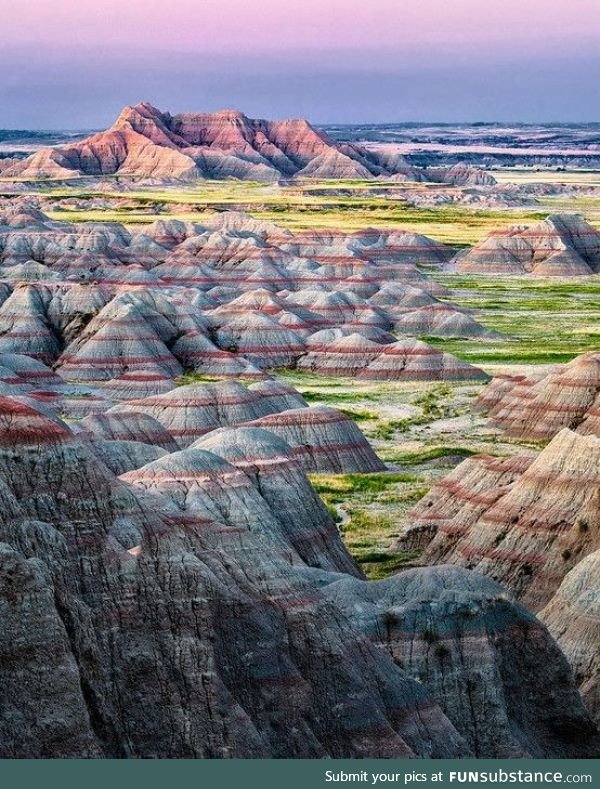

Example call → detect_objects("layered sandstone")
455 214 600 276
5 103 452 183
0 394 596 758
403 429 600 611
476 352 600 439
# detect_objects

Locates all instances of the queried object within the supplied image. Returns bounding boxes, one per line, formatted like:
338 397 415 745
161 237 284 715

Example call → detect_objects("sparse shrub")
326 503 341 524
389 446 475 464
422 627 438 644
337 407 378 421
373 422 394 440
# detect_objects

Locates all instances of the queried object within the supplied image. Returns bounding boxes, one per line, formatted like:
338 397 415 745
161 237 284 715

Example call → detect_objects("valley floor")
5 167 600 242
275 268 599 577
276 372 537 578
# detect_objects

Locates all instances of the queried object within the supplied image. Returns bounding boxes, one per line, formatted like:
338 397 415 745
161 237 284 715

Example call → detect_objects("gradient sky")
1 0 599 128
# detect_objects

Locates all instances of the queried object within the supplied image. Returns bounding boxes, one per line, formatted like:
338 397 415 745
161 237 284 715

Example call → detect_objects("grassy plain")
428 274 600 366
9 177 554 245
278 372 541 578
6 168 600 237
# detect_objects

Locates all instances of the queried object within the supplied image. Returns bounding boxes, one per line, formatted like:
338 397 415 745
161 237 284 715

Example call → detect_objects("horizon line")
2 119 600 134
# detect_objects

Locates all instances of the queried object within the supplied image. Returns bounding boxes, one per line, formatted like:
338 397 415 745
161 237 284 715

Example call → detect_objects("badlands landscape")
0 104 598 758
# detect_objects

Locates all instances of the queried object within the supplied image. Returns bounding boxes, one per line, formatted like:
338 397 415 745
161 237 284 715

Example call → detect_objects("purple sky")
1 0 599 128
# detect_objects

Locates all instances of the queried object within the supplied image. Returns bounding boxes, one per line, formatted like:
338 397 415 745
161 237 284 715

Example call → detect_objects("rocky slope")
238 405 385 473
0 393 597 758
454 214 600 276
475 351 600 440
0 206 489 382
540 551 600 726
400 429 600 612
297 334 488 381
5 103 494 184
325 566 596 757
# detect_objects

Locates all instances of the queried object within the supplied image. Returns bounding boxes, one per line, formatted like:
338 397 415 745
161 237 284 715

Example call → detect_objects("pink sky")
1 0 599 127
4 0 598 54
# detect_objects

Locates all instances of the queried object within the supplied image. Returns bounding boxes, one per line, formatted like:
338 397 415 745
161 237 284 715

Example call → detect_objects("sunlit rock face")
3 102 443 183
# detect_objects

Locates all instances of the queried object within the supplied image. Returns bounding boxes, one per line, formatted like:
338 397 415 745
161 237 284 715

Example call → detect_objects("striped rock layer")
475 351 600 439
401 429 600 612
108 380 307 449
5 102 487 185
454 213 600 276
0 356 384 477
0 206 491 382
0 395 596 758
540 550 600 725
238 405 386 473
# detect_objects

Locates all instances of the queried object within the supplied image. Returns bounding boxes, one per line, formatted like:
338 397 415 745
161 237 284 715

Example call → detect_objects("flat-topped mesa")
476 351 600 439
454 213 600 276
3 102 466 183
401 429 600 612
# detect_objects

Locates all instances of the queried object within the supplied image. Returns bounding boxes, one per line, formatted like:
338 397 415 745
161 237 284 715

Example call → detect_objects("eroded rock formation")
455 214 600 276
475 351 600 440
540 550 600 725
401 429 600 612
4 103 493 186
0 206 490 382
0 394 596 758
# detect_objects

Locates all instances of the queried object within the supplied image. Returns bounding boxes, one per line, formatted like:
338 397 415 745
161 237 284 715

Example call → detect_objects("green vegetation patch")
309 472 418 502
387 446 476 464
356 550 421 581
175 372 223 385
423 274 600 367
309 471 430 579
